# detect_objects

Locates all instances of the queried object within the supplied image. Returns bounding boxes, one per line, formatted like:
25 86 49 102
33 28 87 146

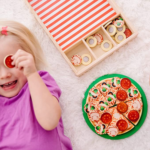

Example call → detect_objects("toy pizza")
82 74 147 139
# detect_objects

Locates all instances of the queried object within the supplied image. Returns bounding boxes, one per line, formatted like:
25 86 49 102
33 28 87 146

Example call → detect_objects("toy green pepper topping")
90 106 95 110
102 87 106 92
108 97 112 101
113 94 116 98
104 102 108 106
107 84 110 88
89 93 92 96
134 90 138 94
96 126 100 130
128 89 131 93
102 129 105 133
85 104 88 108
94 89 98 93
112 78 114 83
117 80 120 84
100 106 105 111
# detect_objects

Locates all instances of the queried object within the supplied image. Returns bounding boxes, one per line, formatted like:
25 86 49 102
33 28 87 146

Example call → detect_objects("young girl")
0 20 73 150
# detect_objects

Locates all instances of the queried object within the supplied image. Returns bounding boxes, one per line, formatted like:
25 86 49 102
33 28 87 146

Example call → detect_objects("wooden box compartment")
103 13 134 45
84 27 116 58
64 40 96 73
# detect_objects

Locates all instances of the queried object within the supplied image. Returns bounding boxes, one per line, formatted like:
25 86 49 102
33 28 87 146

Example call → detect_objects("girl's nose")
0 68 11 79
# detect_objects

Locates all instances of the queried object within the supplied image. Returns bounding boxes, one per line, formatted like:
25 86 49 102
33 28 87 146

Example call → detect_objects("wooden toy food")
4 54 15 68
82 74 147 139
25 0 138 76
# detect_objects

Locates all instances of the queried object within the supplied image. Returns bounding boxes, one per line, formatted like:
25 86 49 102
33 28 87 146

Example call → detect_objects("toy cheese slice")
123 98 143 125
106 107 134 137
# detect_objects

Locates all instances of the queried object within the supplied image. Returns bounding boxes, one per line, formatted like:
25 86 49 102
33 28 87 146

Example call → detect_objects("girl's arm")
27 71 62 131
11 49 61 130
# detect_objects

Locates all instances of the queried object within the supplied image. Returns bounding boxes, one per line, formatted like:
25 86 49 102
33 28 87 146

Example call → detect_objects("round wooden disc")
4 54 15 68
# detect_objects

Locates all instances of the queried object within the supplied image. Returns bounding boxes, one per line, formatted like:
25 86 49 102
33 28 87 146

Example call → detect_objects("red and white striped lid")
28 0 116 50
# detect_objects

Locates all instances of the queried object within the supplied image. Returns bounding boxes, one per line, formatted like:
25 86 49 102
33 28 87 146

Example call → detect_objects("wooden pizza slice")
84 100 101 127
84 102 111 135
126 84 141 101
84 101 109 130
84 97 108 126
84 95 109 114
84 100 98 114
95 78 112 96
105 88 117 107
84 91 110 115
119 78 141 101
106 107 134 137
88 87 101 101
88 110 101 127
97 96 109 114
110 77 121 90
95 120 109 135
123 98 143 125
120 78 132 90
94 107 115 135
115 88 136 105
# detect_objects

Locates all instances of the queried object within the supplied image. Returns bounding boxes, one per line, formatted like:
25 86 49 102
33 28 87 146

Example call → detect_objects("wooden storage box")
25 0 138 76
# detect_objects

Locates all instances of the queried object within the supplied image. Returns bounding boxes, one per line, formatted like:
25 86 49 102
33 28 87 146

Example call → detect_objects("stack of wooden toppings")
105 16 132 43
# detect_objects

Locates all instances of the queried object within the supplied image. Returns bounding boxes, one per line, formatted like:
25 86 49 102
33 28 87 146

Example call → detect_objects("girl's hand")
11 49 37 78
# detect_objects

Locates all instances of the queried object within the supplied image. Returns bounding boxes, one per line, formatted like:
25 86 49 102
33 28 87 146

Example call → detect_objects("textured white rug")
0 0 150 150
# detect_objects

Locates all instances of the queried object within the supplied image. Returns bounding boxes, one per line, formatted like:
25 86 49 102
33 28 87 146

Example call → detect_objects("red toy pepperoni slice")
124 28 132 38
116 90 127 101
4 54 15 68
117 102 128 113
101 112 112 124
121 78 131 89
128 110 139 122
116 119 128 131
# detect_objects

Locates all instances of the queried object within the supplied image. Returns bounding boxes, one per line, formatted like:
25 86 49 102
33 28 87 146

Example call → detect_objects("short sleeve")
38 70 62 101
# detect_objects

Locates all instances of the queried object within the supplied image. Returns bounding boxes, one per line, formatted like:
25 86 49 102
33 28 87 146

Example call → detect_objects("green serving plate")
82 74 148 140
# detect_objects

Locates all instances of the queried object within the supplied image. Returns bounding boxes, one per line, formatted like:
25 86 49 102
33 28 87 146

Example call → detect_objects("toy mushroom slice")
71 54 82 66
106 126 119 137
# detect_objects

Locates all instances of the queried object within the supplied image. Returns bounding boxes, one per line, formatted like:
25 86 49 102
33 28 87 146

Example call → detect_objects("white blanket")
0 0 150 149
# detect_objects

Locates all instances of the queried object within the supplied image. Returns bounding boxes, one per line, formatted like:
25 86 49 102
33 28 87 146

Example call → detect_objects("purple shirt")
0 70 72 150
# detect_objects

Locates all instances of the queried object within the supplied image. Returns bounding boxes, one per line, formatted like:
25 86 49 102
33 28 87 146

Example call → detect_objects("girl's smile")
1 80 18 91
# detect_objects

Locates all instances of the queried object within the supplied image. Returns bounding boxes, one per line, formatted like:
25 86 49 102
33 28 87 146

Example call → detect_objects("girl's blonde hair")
0 19 49 71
